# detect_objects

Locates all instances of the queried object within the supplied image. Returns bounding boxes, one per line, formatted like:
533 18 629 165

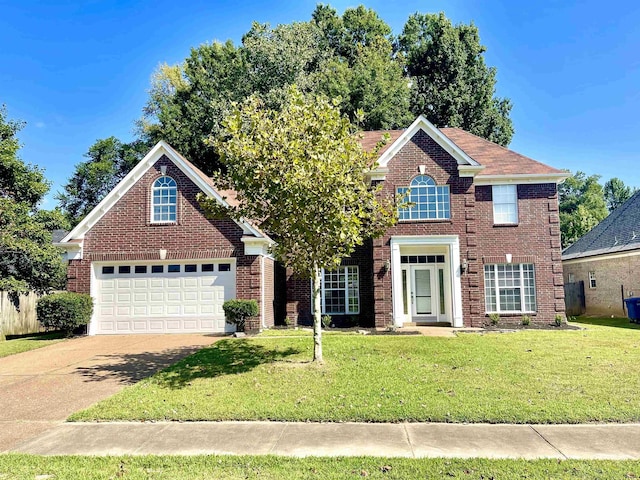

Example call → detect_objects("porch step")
403 321 452 327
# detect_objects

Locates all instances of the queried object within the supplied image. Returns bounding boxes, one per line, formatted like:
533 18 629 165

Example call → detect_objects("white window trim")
151 176 178 224
492 184 518 225
397 175 451 221
484 263 537 314
312 266 360 315
588 271 597 289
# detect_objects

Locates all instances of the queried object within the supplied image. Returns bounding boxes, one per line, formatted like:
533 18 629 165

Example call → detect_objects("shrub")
489 313 500 326
36 292 93 336
521 315 531 326
223 299 259 332
322 315 332 329
555 314 564 327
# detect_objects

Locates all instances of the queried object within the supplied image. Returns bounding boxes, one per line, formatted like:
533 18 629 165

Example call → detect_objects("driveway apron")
0 334 219 451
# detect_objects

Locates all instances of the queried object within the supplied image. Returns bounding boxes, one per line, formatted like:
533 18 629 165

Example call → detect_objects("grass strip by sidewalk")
71 318 640 424
0 332 64 358
1 454 640 480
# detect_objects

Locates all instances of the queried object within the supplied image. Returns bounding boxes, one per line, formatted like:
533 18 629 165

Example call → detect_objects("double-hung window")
492 185 518 224
319 266 360 315
484 263 536 313
397 175 450 220
152 176 177 223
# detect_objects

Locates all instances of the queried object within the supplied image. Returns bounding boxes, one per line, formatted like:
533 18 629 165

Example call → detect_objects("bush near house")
223 299 259 332
36 292 93 336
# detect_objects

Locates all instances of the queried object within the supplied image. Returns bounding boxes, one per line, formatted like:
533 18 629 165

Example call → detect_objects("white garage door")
94 261 236 334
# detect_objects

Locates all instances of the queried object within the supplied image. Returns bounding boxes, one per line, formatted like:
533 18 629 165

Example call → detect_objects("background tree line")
57 4 514 227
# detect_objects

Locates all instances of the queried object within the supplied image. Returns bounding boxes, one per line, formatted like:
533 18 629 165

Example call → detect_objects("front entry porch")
390 236 464 328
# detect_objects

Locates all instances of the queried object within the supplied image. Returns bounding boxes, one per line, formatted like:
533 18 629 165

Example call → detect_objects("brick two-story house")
56 115 567 334
286 116 568 328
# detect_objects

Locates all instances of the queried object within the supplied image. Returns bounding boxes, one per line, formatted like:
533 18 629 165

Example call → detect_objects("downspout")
261 255 266 329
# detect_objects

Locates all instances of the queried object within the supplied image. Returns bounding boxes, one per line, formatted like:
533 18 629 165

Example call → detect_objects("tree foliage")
201 87 396 361
57 137 149 226
398 12 513 146
559 171 609 248
136 6 510 174
603 177 635 212
0 106 67 304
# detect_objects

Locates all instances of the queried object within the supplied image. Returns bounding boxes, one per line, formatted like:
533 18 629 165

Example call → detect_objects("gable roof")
562 191 640 261
59 141 270 245
362 116 567 183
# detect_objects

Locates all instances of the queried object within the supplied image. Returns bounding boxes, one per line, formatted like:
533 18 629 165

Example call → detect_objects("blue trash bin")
624 297 640 322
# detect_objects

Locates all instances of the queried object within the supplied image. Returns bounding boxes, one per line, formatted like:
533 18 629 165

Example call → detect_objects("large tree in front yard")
201 87 396 362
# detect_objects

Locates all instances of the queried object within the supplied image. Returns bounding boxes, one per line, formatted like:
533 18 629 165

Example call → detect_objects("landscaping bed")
70 318 640 424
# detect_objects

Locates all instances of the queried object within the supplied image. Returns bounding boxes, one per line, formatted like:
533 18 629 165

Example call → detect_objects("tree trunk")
312 264 323 363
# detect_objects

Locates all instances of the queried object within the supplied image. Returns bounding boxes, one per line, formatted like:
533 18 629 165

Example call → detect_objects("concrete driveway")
0 334 221 452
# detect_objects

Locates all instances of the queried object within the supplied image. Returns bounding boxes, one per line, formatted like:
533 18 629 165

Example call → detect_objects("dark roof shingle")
562 191 640 260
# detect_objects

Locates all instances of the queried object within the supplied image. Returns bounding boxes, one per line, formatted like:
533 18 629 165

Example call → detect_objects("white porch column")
449 238 464 328
390 240 404 327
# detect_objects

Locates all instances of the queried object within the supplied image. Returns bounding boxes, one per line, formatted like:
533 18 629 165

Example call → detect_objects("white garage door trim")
89 259 236 335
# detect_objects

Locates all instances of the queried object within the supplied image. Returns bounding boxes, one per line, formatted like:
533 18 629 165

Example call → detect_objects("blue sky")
2 0 639 208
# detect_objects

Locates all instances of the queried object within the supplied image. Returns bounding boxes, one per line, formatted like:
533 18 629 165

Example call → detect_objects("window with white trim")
588 271 596 289
397 175 450 220
152 176 177 223
492 184 518 224
320 266 360 314
484 263 536 313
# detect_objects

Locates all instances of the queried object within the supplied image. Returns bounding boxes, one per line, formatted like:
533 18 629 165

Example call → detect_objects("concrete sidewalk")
11 421 640 460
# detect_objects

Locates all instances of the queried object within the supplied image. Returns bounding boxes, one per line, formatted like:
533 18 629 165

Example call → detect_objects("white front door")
411 266 437 318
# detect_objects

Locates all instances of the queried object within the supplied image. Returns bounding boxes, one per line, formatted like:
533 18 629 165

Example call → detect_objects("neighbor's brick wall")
563 253 640 316
66 154 273 327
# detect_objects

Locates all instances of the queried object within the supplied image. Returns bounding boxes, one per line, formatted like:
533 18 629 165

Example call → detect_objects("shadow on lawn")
574 316 640 330
154 339 301 389
75 339 300 389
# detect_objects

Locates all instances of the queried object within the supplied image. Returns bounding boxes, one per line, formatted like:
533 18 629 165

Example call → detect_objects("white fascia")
474 173 569 186
390 235 463 328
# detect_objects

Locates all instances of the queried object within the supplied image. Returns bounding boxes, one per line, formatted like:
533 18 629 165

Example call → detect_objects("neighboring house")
56 115 567 335
562 191 640 317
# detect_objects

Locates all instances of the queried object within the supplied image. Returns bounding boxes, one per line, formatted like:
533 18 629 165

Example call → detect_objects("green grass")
0 332 64 358
258 328 358 337
71 317 640 424
1 454 640 479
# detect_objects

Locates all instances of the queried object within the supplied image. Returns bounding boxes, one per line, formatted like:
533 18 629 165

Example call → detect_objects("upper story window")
492 185 518 224
152 176 177 223
397 175 450 221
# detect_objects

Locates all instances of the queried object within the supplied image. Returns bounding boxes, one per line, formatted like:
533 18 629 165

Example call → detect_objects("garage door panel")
149 292 164 302
95 261 237 334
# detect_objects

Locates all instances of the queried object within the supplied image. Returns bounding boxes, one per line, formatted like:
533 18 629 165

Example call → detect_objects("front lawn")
0 332 64 358
1 454 640 480
70 318 640 424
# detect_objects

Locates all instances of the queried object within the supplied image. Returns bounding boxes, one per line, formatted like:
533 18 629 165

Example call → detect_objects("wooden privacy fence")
564 281 585 317
0 291 42 336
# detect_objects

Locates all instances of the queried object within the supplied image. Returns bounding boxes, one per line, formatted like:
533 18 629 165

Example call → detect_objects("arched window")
152 176 177 223
397 175 450 220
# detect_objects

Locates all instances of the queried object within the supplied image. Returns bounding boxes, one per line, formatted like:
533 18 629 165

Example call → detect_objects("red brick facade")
285 130 565 327
66 154 274 328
